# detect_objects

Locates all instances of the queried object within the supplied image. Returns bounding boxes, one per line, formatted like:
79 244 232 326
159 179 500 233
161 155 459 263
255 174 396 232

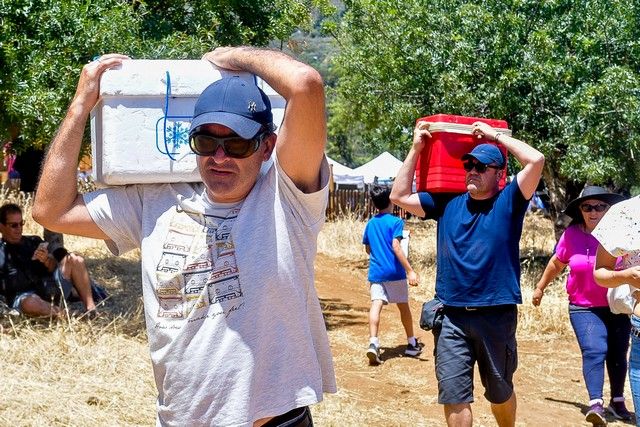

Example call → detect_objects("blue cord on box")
155 71 192 161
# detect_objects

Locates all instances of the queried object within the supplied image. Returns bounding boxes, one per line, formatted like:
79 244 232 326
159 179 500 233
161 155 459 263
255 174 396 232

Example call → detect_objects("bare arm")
471 122 545 200
392 238 418 286
202 47 326 193
594 244 640 288
33 54 129 238
532 254 567 306
390 121 432 217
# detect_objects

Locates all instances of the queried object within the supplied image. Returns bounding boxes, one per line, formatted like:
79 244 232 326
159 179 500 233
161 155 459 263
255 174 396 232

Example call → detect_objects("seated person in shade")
0 203 105 318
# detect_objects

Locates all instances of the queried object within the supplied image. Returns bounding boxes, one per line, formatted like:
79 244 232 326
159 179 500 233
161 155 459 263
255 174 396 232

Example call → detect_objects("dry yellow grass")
0 193 574 425
0 191 155 426
318 211 572 338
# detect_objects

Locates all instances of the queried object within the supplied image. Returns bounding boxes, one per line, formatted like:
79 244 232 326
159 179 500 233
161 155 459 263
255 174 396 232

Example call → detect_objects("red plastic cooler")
415 114 510 193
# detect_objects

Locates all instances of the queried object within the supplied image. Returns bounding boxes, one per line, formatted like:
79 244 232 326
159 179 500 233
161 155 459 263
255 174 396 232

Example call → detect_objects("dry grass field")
0 191 634 426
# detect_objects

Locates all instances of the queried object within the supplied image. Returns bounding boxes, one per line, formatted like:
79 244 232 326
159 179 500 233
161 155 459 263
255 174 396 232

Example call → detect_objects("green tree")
0 0 333 152
324 0 640 229
0 0 141 149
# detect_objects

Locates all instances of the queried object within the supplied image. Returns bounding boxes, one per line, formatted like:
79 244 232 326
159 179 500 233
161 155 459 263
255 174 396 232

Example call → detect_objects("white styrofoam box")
90 59 286 186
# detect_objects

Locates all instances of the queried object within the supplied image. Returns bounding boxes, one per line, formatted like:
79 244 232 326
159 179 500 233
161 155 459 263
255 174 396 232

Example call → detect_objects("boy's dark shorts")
434 304 518 405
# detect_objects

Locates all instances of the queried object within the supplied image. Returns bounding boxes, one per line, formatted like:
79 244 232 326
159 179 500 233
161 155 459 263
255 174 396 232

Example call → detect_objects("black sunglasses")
580 203 609 213
189 131 268 158
462 161 501 173
4 220 24 229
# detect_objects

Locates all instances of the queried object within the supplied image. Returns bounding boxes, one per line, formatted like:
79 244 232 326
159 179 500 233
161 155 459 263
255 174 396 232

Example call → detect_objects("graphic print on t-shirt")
155 207 242 320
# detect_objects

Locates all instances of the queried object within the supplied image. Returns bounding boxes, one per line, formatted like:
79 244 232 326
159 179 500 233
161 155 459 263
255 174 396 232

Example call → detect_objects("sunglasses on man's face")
4 220 24 229
462 161 501 173
580 203 609 213
189 131 268 158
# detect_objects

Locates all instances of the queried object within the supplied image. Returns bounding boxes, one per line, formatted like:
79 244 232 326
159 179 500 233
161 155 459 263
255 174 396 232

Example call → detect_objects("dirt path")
311 253 635 427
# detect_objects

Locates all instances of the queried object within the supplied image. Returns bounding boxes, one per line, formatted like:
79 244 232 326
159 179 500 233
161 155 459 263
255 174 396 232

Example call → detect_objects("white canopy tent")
353 151 403 184
327 156 354 175
327 156 365 188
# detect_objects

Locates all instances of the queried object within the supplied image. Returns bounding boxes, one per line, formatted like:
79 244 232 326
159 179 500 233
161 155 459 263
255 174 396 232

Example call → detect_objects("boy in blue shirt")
362 185 421 365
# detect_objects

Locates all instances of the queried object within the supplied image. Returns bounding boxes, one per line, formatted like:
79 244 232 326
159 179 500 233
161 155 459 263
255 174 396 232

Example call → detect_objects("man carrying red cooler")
391 121 544 427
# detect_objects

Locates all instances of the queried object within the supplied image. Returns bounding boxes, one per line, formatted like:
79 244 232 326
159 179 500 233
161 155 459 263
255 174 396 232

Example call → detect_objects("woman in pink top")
532 186 631 425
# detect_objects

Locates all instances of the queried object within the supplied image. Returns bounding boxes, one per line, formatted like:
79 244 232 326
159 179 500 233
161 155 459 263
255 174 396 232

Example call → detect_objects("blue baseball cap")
189 76 274 139
461 143 505 168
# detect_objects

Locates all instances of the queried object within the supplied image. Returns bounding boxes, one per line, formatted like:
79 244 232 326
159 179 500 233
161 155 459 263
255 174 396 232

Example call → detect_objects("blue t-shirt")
362 213 407 282
418 180 529 307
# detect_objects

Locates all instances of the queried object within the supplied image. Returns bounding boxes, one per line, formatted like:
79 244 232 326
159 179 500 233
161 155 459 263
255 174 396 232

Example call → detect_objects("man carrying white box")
33 47 336 427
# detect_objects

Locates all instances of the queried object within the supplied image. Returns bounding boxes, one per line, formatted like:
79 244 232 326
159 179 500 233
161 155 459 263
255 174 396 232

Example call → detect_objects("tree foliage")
0 0 333 151
0 0 140 148
324 0 640 221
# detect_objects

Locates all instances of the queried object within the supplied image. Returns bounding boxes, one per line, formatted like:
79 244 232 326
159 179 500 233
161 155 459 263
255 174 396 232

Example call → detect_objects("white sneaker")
366 343 382 365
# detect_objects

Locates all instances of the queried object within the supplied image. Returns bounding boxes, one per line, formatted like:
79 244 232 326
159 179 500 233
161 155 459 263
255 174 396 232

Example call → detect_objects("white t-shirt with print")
84 154 336 426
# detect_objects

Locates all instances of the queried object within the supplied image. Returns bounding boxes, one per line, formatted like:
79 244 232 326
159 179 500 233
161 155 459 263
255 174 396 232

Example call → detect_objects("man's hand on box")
413 121 432 151
202 47 244 71
72 53 130 114
471 121 497 141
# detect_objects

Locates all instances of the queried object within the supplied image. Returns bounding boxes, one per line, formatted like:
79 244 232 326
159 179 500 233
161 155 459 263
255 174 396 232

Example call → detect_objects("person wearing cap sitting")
32 47 335 426
532 186 632 425
391 121 544 427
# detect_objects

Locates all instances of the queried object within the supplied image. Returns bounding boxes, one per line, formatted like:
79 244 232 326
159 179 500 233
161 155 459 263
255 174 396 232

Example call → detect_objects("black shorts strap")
261 406 313 427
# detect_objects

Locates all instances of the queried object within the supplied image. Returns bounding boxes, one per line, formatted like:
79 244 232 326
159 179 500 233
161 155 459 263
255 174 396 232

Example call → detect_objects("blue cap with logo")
461 143 505 168
189 76 274 139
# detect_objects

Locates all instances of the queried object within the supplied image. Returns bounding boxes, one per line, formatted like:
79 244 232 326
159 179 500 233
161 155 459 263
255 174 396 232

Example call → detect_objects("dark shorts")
262 406 313 427
434 304 518 404
11 267 73 312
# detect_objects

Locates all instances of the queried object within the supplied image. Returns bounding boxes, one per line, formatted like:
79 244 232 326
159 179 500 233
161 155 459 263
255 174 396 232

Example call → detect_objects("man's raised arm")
390 122 432 217
472 121 544 200
202 47 326 193
33 54 129 238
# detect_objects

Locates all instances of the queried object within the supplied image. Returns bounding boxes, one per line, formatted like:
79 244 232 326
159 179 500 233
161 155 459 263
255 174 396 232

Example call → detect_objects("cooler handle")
419 121 512 136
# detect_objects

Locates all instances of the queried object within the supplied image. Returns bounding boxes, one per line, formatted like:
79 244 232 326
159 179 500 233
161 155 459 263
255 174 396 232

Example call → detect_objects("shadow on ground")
320 297 368 331
379 344 430 364
545 397 636 425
